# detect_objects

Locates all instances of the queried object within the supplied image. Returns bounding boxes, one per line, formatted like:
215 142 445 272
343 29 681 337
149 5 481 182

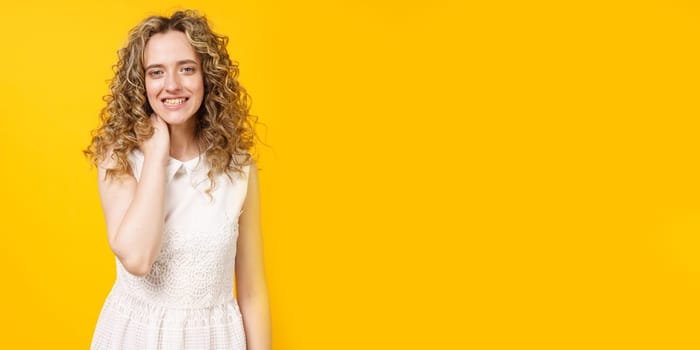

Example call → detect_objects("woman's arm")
97 115 170 276
97 147 168 277
236 161 272 350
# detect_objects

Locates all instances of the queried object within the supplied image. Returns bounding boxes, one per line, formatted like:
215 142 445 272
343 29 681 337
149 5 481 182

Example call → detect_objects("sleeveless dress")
90 148 250 350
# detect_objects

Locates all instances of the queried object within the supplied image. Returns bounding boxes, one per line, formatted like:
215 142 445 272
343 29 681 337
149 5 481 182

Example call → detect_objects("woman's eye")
182 66 195 73
148 70 163 77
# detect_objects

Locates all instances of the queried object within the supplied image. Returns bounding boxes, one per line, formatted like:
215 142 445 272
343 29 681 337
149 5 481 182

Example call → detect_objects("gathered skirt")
90 284 246 350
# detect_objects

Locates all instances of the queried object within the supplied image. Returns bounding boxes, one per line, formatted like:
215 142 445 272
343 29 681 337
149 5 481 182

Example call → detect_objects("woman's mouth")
163 97 188 105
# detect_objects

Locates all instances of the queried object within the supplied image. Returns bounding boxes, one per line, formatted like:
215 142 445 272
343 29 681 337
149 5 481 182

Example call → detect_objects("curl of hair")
83 10 258 199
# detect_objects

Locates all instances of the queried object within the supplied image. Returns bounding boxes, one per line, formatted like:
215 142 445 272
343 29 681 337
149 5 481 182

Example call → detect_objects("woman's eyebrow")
145 59 199 70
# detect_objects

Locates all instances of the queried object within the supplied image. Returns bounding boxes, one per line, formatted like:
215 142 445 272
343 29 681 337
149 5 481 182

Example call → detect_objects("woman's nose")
164 73 182 91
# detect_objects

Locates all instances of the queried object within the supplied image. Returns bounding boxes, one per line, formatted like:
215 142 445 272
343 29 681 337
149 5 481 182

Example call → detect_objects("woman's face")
143 30 204 126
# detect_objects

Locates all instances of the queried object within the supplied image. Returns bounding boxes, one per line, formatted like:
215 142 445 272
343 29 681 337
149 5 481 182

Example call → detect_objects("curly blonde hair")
83 9 257 197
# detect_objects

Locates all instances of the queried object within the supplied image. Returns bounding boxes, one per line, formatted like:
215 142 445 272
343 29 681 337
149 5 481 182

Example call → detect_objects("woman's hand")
140 113 170 165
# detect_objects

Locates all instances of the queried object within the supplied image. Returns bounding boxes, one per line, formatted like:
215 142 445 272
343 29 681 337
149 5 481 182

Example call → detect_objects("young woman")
83 10 271 349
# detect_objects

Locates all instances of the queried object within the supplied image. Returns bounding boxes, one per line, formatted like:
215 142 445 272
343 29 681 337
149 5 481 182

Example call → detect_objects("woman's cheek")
145 81 160 105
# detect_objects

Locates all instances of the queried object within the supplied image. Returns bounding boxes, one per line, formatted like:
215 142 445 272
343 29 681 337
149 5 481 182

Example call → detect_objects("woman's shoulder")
96 145 138 182
97 145 136 169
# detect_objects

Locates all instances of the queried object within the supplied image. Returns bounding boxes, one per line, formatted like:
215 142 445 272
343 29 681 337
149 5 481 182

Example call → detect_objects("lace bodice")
116 148 250 308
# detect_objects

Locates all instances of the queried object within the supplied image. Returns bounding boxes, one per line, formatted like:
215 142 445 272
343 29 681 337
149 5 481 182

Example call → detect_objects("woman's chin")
156 112 196 126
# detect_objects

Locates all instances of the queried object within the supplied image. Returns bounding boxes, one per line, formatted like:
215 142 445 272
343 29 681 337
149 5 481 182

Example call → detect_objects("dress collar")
133 148 210 192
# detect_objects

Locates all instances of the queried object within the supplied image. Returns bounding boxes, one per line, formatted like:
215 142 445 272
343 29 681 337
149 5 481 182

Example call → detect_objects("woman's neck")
168 121 202 160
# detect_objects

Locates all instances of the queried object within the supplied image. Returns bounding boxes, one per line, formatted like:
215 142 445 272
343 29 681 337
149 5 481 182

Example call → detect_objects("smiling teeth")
164 98 186 105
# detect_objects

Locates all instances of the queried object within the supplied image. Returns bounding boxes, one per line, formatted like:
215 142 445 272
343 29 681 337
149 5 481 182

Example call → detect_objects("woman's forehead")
144 31 199 65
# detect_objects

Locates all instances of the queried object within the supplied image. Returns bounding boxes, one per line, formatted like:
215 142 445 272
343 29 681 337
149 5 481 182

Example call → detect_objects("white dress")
91 148 250 350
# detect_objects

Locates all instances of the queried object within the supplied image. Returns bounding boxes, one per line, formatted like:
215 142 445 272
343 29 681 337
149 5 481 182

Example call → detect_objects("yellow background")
2 0 700 348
